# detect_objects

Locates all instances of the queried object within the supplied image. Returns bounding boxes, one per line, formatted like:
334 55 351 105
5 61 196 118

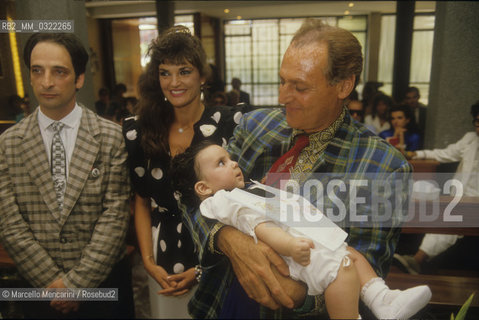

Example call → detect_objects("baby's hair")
170 140 218 208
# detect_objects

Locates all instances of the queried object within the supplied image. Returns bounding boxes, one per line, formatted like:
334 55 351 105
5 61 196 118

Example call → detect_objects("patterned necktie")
51 121 66 209
265 134 310 187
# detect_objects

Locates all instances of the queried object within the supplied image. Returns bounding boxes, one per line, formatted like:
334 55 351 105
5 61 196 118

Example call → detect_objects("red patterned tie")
265 135 310 187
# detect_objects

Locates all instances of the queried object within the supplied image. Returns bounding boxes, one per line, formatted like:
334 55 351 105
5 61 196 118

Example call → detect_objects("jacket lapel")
60 108 100 225
19 109 62 222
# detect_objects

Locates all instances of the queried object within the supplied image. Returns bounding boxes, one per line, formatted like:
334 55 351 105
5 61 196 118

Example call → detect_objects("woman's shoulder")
378 128 393 138
121 116 143 149
202 105 244 124
122 115 139 133
364 114 374 123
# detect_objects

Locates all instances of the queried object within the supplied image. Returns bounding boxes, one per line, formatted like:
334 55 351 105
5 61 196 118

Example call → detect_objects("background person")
347 99 376 133
394 101 479 274
95 87 110 117
348 99 365 122
364 93 394 134
122 25 243 319
361 81 383 116
0 33 133 318
231 77 250 105
106 83 127 120
404 87 427 126
379 104 421 154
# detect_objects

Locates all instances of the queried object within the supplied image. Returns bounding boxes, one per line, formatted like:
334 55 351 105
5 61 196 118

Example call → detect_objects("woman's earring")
200 83 205 101
164 97 167 102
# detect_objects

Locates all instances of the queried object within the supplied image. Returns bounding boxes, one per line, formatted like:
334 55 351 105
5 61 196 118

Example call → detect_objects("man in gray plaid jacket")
0 33 133 318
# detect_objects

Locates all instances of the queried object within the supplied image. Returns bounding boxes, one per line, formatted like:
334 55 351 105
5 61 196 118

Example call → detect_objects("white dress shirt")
364 115 391 135
38 104 83 178
414 132 479 197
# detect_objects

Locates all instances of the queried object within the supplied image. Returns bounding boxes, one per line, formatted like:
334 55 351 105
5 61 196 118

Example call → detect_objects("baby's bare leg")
347 246 378 287
324 257 360 319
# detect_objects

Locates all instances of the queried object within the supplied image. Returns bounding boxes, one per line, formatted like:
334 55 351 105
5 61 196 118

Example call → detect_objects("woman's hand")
144 258 178 292
158 267 197 296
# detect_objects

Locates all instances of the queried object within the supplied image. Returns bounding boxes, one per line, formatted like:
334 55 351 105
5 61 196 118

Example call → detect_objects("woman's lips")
170 89 186 97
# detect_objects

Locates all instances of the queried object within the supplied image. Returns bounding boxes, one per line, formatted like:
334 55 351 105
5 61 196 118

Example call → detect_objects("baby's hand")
290 238 314 266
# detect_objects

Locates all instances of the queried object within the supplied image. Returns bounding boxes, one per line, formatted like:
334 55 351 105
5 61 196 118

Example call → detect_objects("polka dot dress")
123 105 243 274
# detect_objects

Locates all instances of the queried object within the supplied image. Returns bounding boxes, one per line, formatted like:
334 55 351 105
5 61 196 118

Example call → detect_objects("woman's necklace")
174 103 204 134
177 125 191 133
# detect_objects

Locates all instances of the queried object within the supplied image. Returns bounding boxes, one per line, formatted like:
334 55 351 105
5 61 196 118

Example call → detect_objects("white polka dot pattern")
200 124 217 137
234 112 243 124
160 240 167 252
134 167 145 177
173 263 185 274
151 168 163 180
211 111 221 123
126 129 137 140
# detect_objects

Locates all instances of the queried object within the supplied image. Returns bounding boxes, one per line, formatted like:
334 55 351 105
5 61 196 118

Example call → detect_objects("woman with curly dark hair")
364 93 393 134
122 25 243 318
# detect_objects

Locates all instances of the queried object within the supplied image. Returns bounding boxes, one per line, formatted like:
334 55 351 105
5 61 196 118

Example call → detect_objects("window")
410 15 435 104
224 16 367 106
378 14 435 104
139 15 195 68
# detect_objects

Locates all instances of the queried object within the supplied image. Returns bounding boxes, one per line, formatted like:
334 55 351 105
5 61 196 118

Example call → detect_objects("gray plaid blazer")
0 106 130 289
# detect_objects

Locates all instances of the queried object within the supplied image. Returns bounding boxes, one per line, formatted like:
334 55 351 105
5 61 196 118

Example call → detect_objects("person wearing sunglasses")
348 99 377 134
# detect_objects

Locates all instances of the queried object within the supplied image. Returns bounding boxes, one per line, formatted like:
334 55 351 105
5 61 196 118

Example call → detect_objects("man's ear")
195 180 213 198
75 73 85 90
337 74 355 99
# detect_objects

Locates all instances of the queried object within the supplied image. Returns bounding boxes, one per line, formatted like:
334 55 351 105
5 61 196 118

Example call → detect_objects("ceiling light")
224 9 230 13
344 10 350 15
348 2 354 8
236 16 242 20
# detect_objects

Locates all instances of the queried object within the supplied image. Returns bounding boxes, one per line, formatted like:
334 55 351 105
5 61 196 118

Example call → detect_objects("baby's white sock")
361 277 431 319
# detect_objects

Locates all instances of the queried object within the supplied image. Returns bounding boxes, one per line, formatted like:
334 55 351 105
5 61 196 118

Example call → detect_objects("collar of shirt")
291 107 346 153
38 104 83 174
290 107 346 180
38 103 82 132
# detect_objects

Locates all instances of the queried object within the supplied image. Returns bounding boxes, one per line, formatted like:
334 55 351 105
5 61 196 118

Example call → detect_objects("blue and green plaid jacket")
185 107 411 318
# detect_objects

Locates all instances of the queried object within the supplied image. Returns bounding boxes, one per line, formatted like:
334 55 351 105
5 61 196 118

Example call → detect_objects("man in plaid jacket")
0 33 133 318
185 20 411 318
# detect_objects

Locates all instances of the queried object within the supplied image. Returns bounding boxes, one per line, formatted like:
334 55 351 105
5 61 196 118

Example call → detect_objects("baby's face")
196 145 245 193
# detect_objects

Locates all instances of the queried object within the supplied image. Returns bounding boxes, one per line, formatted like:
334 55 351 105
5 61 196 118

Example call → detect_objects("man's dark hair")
372 93 394 117
170 140 218 209
23 33 89 80
406 86 420 96
98 87 109 97
389 104 419 133
471 101 479 119
231 78 241 90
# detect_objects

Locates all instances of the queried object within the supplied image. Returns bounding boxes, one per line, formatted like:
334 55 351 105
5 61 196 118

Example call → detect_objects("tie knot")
51 121 64 133
293 134 309 149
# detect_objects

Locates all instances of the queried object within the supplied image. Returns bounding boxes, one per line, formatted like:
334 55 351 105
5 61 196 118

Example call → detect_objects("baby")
171 140 431 319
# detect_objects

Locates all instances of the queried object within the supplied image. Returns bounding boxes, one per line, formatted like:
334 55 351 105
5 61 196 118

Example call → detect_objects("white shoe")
374 285 432 319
